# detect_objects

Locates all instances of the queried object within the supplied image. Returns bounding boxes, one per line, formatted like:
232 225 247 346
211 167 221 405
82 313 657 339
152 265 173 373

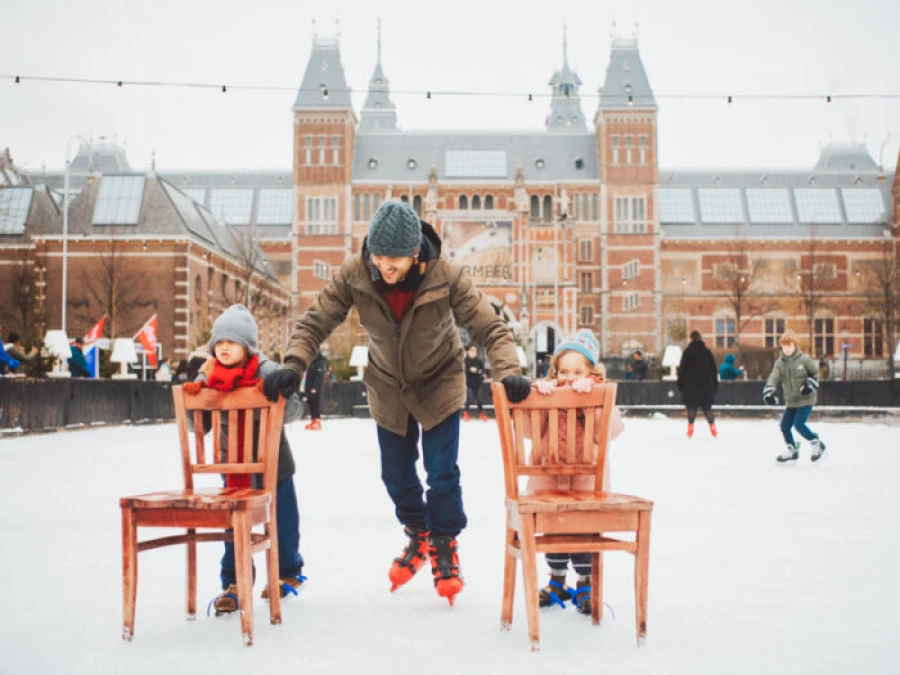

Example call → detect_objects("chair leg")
501 526 517 630
591 551 603 626
186 529 197 620
233 512 254 646
266 506 282 626
518 515 541 652
635 511 651 645
121 507 137 641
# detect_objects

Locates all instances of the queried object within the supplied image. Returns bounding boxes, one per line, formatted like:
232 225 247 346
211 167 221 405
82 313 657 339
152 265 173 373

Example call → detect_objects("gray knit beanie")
367 201 422 257
209 304 258 355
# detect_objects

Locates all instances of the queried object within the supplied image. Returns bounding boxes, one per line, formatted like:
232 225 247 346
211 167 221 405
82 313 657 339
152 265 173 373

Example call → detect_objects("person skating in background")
5 332 37 373
303 352 328 430
262 200 528 606
523 330 625 615
718 353 743 381
763 330 826 463
68 337 90 378
184 304 306 614
677 331 718 438
0 322 20 375
629 350 648 381
462 344 487 421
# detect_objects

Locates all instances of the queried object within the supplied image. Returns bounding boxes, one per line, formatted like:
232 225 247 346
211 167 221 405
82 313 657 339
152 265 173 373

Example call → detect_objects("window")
610 134 620 165
471 195 481 210
746 189 793 223
0 187 33 234
864 318 883 357
445 150 507 178
579 271 593 293
306 196 338 234
697 189 744 223
93 176 145 225
614 196 646 233
765 318 785 348
842 188 885 224
580 304 594 325
304 135 312 166
256 189 292 225
623 259 640 281
715 317 736 348
625 135 633 164
331 135 341 166
484 195 494 210
373 193 381 211
209 188 253 225
623 292 640 311
194 275 202 304
413 195 423 216
459 195 468 210
591 193 598 221
814 318 835 357
363 194 371 221
658 189 694 223
579 238 592 261
313 261 331 280
354 193 361 221
530 194 540 220
581 194 589 221
794 189 841 224
542 195 553 222
535 288 555 307
639 135 648 165
318 135 326 166
400 194 409 204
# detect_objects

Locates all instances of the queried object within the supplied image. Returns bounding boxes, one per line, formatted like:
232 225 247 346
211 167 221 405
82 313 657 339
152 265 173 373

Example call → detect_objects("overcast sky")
2 0 898 175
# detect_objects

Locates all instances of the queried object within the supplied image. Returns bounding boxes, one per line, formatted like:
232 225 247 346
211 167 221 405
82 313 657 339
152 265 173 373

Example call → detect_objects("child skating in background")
184 304 307 614
523 330 625 615
462 344 488 421
763 329 826 463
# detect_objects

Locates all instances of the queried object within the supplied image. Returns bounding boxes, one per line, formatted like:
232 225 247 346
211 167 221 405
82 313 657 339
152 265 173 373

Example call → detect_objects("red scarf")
204 355 260 488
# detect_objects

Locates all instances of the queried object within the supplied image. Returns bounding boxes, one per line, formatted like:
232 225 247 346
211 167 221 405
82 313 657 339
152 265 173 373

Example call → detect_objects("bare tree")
70 237 155 338
795 227 841 353
858 239 900 374
0 249 41 336
710 234 779 350
220 228 282 320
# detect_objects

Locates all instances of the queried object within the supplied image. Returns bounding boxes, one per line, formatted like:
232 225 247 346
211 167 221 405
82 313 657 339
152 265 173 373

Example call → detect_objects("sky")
1 0 899 175
1 415 898 673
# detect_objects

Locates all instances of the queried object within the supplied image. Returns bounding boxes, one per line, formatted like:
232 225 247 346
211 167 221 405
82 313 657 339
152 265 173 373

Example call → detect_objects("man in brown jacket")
263 201 531 605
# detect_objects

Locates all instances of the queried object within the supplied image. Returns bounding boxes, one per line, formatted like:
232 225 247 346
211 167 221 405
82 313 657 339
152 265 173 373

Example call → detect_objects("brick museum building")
2 30 897 370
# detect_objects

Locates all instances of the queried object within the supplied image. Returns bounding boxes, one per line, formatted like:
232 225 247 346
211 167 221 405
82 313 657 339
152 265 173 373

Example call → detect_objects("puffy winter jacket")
719 354 743 381
765 349 819 407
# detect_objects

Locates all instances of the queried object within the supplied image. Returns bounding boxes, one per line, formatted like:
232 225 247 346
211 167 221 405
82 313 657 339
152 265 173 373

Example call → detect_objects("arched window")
363 194 371 221
400 194 409 203
471 195 481 210
459 195 469 210
582 194 590 220
485 194 494 210
542 195 553 221
413 194 423 216
530 195 540 219
353 193 360 221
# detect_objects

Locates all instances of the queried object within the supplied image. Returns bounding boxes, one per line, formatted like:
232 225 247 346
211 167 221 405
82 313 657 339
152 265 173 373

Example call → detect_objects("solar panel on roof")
93 175 145 225
697 189 744 223
794 188 842 224
0 187 34 234
257 189 292 225
209 188 253 225
657 189 694 222
746 188 793 223
841 189 885 224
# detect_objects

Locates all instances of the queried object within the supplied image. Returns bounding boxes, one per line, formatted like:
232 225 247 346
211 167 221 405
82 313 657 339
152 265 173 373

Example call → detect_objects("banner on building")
134 315 159 368
441 219 513 285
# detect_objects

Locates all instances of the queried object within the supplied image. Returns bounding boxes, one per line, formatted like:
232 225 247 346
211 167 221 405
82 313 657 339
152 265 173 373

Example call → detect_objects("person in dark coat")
67 338 91 378
629 351 648 381
719 353 743 381
462 344 487 421
677 331 718 438
303 352 328 430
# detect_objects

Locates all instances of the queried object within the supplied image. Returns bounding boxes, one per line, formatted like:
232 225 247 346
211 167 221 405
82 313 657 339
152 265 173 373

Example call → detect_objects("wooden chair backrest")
491 381 618 499
172 386 286 492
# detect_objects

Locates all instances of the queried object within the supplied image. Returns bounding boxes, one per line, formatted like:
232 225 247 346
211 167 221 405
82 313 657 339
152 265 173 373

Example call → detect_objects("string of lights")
4 74 899 103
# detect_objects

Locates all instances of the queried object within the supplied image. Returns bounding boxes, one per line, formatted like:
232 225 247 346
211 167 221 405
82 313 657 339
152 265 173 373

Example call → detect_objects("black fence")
1 378 897 434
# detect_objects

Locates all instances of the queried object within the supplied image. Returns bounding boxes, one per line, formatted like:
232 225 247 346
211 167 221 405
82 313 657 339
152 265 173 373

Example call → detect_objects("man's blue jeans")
377 412 467 537
220 477 304 589
780 405 816 446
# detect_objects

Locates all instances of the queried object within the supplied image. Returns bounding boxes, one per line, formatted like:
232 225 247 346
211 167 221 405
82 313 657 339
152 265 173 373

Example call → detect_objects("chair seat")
511 490 653 514
120 486 270 511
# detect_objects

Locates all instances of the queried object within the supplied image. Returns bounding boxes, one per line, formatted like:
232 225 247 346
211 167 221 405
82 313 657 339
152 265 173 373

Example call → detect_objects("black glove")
263 368 301 403
799 377 818 396
502 375 531 403
762 386 779 406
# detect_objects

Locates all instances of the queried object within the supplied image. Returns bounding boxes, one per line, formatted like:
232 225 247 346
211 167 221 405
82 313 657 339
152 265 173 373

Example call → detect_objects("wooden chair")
490 381 653 651
120 385 286 646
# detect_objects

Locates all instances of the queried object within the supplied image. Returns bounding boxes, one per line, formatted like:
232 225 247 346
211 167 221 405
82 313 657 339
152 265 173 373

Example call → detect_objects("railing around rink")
0 378 897 434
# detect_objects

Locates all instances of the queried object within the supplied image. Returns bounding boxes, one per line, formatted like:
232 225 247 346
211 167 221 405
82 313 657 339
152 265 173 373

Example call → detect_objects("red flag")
135 315 159 368
84 315 106 343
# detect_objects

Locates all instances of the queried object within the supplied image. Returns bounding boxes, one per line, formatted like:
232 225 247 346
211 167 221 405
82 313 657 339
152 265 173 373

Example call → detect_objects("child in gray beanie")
187 304 307 615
